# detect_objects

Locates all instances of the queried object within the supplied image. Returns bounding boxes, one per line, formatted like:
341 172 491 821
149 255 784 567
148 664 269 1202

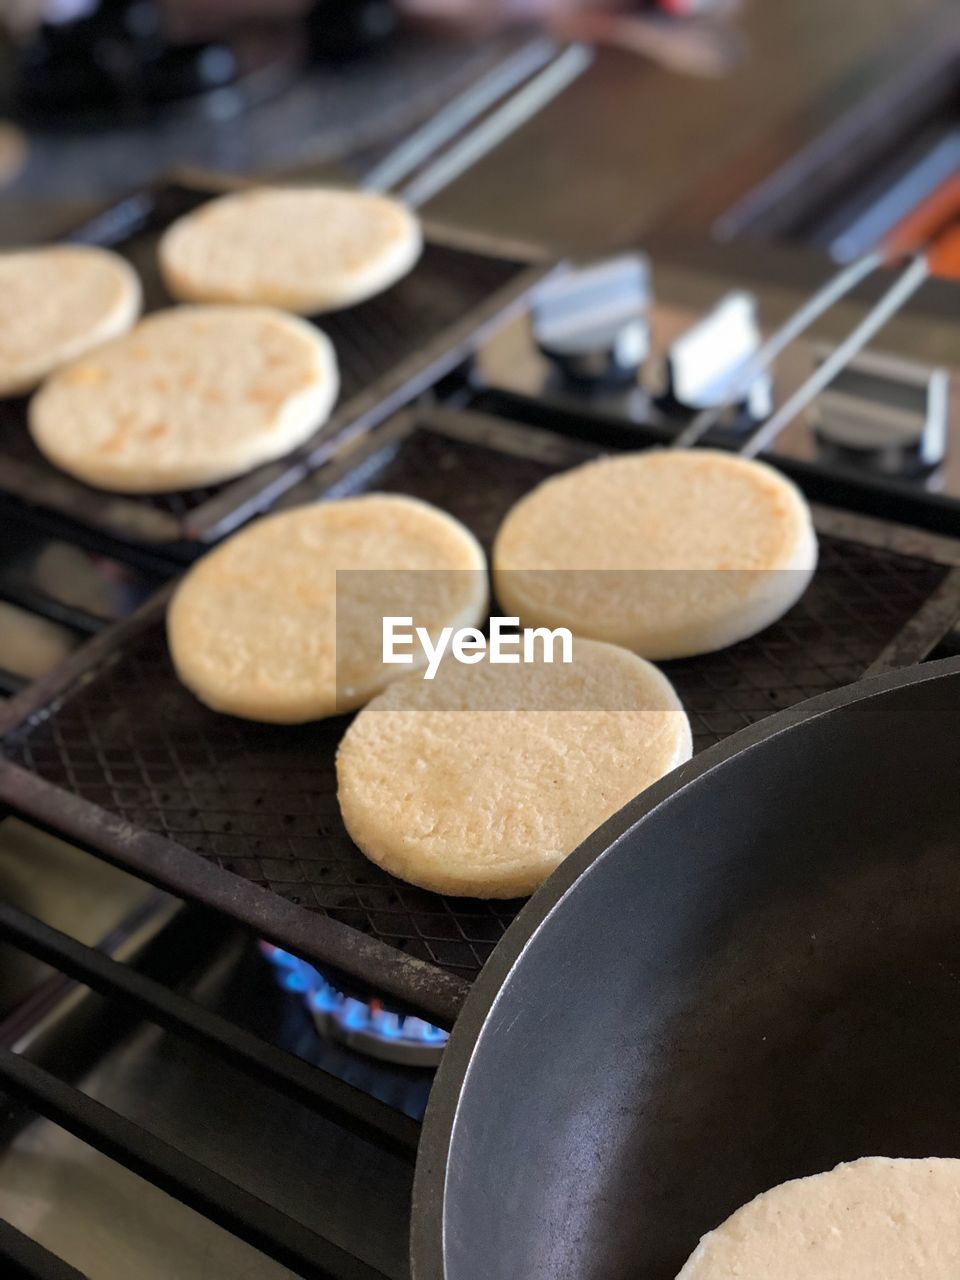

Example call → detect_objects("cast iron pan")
411 656 960 1280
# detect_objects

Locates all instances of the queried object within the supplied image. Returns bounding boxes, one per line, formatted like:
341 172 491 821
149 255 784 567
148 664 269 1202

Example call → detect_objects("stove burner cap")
532 255 651 387
260 943 448 1068
660 290 772 422
812 348 949 479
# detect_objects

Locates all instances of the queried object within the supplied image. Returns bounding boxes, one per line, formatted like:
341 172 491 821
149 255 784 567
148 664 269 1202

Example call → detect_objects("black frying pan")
411 655 960 1280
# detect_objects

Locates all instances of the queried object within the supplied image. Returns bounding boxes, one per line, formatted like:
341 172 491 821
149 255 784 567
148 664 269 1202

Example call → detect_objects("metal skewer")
739 252 930 458
360 40 593 211
394 43 593 210
671 248 883 450
671 245 933 460
361 38 562 196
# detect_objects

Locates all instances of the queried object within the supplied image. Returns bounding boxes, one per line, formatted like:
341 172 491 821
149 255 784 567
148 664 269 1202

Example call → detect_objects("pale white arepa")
493 449 817 660
29 305 338 492
677 1157 960 1279
336 639 692 898
167 495 487 723
158 186 422 313
0 245 140 397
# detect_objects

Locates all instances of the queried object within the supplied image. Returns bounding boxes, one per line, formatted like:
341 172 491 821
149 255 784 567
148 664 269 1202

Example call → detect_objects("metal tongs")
672 246 936 457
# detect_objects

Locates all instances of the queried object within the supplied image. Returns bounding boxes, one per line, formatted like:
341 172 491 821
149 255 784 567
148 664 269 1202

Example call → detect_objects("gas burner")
811 347 949 479
532 255 651 387
260 943 448 1067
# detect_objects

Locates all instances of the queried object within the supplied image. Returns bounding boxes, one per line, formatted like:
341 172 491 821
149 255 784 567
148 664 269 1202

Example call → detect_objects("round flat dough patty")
168 495 488 723
0 245 140 398
493 449 818 660
159 186 422 314
336 639 692 898
29 305 338 493
678 1157 960 1279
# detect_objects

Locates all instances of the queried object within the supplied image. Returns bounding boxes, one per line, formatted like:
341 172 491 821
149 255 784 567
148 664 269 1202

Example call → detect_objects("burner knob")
660 291 772 423
532 254 651 387
812 348 949 478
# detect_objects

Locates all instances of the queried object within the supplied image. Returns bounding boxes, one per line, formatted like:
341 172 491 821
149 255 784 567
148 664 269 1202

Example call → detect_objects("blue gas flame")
259 943 449 1047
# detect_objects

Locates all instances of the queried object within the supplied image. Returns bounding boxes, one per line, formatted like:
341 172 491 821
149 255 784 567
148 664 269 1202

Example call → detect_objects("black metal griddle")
0 182 546 553
411 655 960 1280
2 405 960 1028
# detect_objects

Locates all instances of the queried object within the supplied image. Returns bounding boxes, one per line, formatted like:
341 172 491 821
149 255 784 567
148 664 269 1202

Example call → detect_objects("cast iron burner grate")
0 895 419 1280
3 408 959 1009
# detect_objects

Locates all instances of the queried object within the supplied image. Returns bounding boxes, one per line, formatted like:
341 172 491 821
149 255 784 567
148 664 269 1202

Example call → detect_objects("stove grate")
0 1216 88 1280
0 897 414 1280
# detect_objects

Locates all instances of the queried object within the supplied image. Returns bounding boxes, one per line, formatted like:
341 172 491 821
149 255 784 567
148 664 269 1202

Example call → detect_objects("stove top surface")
476 258 960 532
0 30 531 209
0 226 956 1280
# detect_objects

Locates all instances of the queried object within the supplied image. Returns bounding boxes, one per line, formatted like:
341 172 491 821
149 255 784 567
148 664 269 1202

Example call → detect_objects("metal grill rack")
3 406 960 1029
0 182 545 553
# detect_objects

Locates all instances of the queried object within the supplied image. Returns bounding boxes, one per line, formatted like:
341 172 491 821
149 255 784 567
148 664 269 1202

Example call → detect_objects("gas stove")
0 6 957 1271
0 522 433 1277
0 223 958 1261
0 836 425 1280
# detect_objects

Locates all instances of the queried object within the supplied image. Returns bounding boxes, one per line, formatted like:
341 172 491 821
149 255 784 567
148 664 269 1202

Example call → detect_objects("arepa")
29 305 338 492
336 639 692 898
158 186 422 314
0 245 140 397
167 495 487 723
493 449 817 660
678 1158 960 1280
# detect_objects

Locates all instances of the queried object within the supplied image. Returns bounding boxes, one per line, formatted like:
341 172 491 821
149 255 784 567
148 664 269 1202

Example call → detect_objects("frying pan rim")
410 652 960 1280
